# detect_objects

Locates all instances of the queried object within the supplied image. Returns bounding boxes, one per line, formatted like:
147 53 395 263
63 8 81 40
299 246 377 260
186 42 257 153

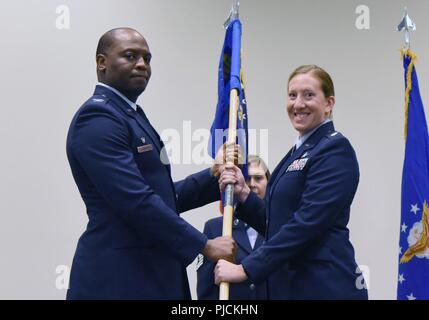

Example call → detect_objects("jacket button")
249 283 255 290
233 219 240 226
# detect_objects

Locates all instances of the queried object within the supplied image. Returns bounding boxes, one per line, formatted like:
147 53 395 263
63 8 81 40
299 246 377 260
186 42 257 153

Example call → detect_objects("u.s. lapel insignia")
286 158 309 172
141 137 146 144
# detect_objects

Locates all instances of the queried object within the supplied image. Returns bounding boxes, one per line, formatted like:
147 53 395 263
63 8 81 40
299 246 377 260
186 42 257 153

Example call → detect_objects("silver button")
249 284 255 290
233 219 240 226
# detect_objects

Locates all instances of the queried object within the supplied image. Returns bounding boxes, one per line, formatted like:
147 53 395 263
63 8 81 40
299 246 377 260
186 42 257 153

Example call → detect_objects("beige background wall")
0 0 428 299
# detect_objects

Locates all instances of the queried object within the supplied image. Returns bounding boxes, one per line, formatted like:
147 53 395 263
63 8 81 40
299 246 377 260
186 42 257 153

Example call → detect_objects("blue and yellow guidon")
209 18 248 181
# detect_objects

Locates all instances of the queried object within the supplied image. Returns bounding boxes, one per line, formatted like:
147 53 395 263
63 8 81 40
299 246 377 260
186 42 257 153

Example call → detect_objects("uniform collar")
295 118 332 149
97 82 137 111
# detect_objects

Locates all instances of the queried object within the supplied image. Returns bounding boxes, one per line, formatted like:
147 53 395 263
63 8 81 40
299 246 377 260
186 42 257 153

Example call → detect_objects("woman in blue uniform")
215 65 368 300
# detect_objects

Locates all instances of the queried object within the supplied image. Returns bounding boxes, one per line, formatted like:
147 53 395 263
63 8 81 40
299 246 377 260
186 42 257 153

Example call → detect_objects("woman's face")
287 73 335 136
246 163 268 199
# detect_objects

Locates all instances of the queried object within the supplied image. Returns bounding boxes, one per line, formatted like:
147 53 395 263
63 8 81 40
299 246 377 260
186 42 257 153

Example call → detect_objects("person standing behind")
197 155 270 300
66 28 237 300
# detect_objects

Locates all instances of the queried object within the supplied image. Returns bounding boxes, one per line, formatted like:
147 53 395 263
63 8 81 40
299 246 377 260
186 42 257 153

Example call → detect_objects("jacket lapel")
93 85 163 154
233 220 253 254
269 121 336 200
253 233 264 250
268 146 295 198
131 112 164 154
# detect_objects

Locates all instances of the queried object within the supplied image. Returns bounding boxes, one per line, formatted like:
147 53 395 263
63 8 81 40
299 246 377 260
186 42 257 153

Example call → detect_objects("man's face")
97 30 152 101
246 163 268 199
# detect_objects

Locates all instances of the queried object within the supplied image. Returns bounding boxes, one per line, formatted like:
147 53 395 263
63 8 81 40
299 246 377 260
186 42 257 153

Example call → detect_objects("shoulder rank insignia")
92 98 104 103
196 253 204 271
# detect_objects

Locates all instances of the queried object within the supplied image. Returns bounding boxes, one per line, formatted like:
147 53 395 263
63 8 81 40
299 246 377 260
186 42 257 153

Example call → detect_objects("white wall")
0 0 428 299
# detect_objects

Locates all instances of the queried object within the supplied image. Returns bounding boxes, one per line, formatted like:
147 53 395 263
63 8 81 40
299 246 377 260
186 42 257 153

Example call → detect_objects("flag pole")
219 0 240 300
219 1 240 301
219 88 239 300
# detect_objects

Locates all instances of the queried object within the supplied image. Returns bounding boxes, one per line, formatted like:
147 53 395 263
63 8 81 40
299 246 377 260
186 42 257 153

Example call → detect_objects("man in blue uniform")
197 155 269 300
66 28 236 299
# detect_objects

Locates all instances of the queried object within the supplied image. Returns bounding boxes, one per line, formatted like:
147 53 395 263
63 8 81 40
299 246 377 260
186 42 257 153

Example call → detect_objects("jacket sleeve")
69 105 206 266
196 221 219 300
235 191 267 236
242 137 359 283
174 169 221 214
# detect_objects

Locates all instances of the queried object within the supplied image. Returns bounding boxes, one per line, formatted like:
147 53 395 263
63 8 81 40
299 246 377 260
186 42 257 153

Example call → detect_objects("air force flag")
397 50 429 300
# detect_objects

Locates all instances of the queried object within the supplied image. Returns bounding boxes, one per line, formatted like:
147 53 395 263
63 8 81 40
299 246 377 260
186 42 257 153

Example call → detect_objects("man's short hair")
96 29 120 56
96 28 138 56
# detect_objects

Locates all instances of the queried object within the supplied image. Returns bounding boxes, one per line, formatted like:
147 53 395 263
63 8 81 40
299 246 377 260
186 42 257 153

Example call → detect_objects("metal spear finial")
224 1 240 29
397 7 416 49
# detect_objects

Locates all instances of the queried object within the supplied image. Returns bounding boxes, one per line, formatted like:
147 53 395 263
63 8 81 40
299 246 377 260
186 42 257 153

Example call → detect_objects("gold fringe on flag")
401 49 417 140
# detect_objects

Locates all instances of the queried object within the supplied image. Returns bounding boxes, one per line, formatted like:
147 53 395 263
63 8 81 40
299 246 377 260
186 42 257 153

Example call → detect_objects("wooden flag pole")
219 88 239 300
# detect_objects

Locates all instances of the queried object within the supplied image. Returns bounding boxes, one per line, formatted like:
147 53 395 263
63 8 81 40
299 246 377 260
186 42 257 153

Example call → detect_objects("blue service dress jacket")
66 85 220 299
236 121 368 300
197 217 267 300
